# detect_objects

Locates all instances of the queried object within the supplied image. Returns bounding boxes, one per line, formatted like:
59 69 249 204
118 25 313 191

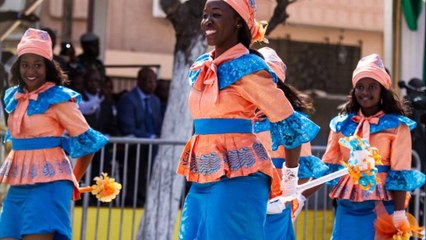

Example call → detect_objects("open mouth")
205 29 217 37
25 76 38 82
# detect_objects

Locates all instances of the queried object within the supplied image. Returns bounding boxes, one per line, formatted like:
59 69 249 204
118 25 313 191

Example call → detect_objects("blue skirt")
331 199 395 240
0 180 73 240
179 172 270 240
265 207 295 240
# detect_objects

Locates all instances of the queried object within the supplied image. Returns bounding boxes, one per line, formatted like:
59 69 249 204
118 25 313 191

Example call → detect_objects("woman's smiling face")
354 77 382 116
201 0 240 55
19 53 47 92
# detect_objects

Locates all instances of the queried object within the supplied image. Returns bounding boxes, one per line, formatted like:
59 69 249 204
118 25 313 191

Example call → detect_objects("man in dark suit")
117 67 162 138
117 67 163 206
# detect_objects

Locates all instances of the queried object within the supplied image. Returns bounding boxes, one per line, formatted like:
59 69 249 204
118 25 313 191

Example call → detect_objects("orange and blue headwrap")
223 0 267 44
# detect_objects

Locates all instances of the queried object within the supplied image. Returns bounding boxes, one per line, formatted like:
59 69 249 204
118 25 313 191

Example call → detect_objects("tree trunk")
266 0 297 36
137 1 206 239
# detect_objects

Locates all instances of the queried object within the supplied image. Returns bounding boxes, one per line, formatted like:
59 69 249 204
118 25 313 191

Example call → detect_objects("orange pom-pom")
79 173 122 202
375 203 424 240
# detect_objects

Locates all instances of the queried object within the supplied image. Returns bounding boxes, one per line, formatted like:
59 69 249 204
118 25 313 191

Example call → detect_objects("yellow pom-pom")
79 173 122 202
91 173 122 202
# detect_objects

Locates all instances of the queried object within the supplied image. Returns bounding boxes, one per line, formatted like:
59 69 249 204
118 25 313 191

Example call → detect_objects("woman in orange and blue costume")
176 1 319 239
254 47 328 240
0 28 108 240
321 54 425 239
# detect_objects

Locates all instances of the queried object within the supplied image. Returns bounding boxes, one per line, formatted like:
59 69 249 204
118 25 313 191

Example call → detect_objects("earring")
236 24 242 28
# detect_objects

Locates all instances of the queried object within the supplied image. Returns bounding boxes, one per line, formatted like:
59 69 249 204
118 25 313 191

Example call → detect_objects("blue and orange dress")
0 82 108 240
322 111 425 240
176 44 319 240
254 115 327 240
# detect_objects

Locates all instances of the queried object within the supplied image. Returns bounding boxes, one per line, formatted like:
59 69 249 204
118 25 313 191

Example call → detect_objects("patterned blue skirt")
179 172 270 240
0 180 73 240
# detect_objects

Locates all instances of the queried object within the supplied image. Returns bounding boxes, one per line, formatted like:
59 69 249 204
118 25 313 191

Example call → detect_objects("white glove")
392 210 410 230
79 94 104 115
266 198 286 215
281 165 299 200
291 194 306 222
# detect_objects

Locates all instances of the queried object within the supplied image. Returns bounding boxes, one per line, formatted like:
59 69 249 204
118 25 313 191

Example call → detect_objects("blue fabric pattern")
385 169 426 191
270 111 320 150
271 156 328 179
190 152 222 175
4 85 81 115
253 119 270 133
181 143 269 176
252 143 269 160
189 53 278 89
323 163 346 186
330 113 417 136
62 128 108 158
299 155 329 179
226 147 256 171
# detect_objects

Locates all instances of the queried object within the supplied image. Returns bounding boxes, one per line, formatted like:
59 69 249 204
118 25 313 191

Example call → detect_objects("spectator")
59 41 85 77
154 79 170 118
76 32 106 81
117 67 163 138
78 68 118 205
117 67 163 206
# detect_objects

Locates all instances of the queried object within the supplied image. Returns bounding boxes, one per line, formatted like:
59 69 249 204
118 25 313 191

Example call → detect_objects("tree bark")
266 0 297 36
137 1 207 239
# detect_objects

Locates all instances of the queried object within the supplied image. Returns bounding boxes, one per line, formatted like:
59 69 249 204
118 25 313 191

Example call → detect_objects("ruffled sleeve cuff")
385 170 426 191
322 163 345 186
63 128 109 158
299 156 329 179
270 111 320 150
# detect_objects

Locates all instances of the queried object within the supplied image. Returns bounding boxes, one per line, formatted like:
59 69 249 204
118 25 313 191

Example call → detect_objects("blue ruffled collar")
4 84 81 115
188 52 277 90
330 113 416 136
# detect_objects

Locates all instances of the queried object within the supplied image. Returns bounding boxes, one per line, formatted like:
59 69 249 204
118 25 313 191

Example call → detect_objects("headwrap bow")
352 111 383 141
11 82 54 134
190 44 249 104
223 0 268 44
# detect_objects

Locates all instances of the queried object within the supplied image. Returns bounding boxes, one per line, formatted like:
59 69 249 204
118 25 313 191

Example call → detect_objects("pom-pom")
79 173 122 202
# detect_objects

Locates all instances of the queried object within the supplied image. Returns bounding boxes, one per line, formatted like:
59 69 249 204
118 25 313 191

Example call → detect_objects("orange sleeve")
53 101 90 137
390 124 412 170
234 70 294 122
322 131 343 164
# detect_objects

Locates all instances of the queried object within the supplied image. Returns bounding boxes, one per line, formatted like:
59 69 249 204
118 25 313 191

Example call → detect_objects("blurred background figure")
59 41 84 77
77 32 106 81
154 79 170 118
40 27 67 70
116 67 163 207
399 78 426 173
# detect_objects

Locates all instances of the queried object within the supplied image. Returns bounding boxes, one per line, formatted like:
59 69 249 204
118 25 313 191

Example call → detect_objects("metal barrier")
73 137 186 240
0 135 423 239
